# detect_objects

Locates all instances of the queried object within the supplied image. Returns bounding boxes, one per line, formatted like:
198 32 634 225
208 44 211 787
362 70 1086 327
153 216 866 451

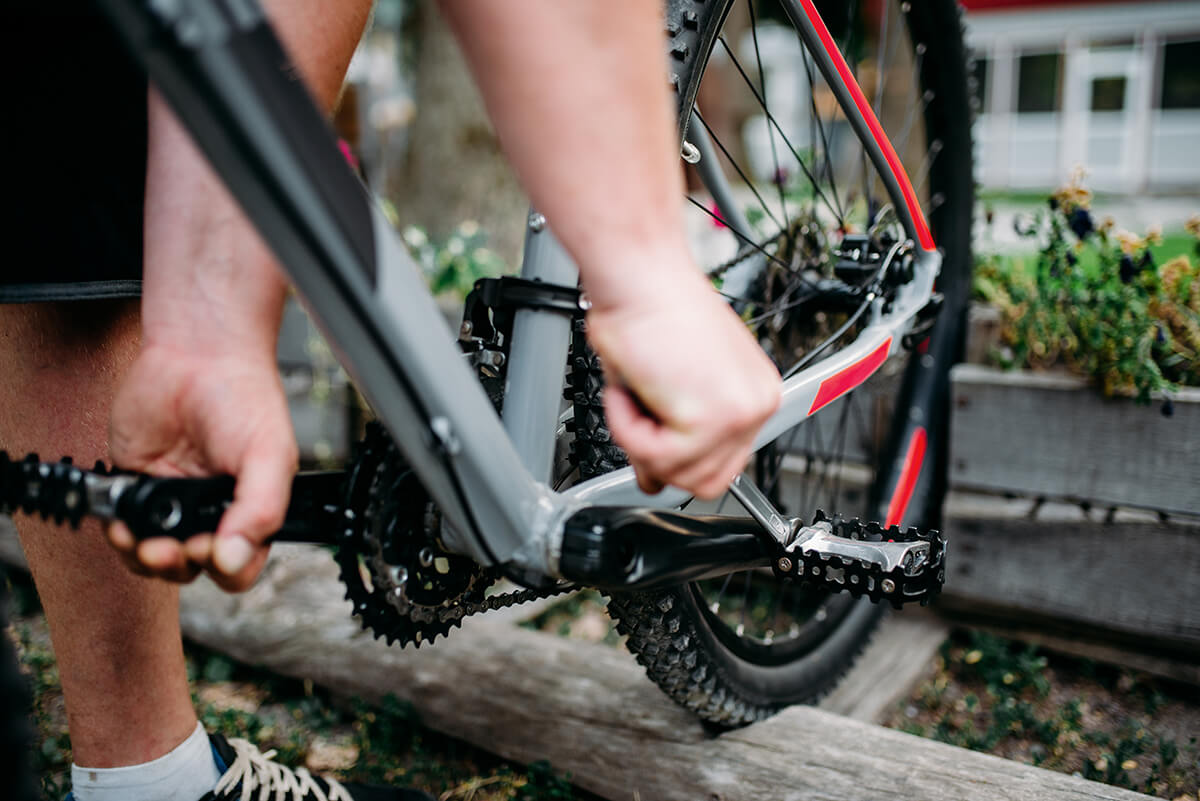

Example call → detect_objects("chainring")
335 422 491 647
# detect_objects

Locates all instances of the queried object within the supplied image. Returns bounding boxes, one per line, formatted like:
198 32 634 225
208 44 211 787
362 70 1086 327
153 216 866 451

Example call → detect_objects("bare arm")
441 1 780 497
108 0 373 589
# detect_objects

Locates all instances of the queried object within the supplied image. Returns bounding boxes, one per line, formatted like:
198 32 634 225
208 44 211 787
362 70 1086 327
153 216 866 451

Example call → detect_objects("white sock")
70 721 221 801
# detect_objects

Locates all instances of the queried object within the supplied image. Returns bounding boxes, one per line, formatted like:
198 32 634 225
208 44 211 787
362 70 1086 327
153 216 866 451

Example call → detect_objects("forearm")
439 0 694 309
142 0 372 353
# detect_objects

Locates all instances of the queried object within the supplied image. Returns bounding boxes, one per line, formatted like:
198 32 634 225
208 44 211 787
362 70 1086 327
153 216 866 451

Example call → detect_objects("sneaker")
203 732 435 801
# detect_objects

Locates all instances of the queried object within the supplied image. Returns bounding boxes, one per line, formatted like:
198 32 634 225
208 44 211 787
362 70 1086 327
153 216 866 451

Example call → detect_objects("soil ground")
879 628 1199 800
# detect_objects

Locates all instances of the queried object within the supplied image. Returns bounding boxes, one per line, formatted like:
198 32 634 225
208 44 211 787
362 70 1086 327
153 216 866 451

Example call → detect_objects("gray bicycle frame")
96 0 940 576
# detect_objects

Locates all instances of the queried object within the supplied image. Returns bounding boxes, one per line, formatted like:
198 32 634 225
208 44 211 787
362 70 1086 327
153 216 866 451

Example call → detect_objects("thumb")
212 438 297 590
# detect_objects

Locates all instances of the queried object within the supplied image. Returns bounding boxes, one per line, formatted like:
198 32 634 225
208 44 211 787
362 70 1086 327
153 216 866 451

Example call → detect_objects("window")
1017 52 1062 113
970 55 989 113
1160 40 1200 109
1091 77 1126 112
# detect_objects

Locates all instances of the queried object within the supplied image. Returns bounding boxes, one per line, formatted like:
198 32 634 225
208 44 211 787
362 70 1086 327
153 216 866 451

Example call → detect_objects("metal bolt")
527 211 547 233
777 556 793 573
681 140 701 164
881 578 896 594
459 320 473 339
578 291 593 312
418 548 435 568
430 416 462 455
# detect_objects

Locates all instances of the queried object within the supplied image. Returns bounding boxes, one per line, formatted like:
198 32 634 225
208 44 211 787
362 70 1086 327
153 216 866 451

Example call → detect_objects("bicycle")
2 0 972 732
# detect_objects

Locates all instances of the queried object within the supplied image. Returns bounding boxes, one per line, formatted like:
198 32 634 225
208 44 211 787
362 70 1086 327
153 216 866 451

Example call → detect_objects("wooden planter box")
949 364 1200 516
943 363 1200 662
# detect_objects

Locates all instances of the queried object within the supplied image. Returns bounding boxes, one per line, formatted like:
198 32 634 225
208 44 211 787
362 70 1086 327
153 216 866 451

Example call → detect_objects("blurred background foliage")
974 174 1199 402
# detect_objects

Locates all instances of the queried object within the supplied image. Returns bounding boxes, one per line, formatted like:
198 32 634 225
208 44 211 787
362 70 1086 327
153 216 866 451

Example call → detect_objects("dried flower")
1116 230 1144 255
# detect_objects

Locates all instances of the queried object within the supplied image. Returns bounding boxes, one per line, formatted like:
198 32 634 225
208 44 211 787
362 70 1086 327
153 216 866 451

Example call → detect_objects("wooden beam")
949 364 1200 515
0 525 1156 799
940 515 1200 657
170 545 1148 801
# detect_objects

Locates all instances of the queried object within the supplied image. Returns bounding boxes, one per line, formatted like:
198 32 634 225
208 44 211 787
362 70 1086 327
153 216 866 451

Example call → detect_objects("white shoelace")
213 737 353 801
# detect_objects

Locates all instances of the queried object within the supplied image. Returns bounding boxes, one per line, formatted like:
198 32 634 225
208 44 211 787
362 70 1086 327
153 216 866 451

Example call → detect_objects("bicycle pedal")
781 512 945 608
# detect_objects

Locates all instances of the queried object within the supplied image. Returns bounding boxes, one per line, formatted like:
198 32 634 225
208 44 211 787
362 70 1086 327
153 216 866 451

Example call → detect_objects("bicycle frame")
95 0 942 581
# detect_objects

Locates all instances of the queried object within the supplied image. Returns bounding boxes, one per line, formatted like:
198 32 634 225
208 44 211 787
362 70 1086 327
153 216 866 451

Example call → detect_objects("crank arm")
557 504 945 607
0 453 348 544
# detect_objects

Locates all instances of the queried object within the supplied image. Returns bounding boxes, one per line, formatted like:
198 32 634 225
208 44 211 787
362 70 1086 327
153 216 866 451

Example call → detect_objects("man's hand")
106 344 298 591
585 269 780 499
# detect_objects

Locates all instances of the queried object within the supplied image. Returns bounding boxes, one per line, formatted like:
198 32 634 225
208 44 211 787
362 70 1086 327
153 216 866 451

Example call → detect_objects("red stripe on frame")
885 427 927 526
797 0 936 252
808 337 892 415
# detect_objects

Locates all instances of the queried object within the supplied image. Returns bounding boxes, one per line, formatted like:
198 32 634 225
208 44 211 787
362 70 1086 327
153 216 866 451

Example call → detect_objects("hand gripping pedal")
782 511 945 608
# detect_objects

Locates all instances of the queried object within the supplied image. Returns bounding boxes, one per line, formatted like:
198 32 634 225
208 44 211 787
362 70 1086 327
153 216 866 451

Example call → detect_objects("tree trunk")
388 4 527 268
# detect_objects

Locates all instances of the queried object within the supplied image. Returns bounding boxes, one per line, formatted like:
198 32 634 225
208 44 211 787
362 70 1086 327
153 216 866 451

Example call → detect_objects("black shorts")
4 3 146 303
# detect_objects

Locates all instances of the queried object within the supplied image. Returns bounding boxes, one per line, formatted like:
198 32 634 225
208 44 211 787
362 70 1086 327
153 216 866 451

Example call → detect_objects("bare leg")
0 300 196 767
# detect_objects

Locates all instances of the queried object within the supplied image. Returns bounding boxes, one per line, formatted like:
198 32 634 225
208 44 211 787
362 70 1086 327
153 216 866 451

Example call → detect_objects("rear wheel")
570 0 973 726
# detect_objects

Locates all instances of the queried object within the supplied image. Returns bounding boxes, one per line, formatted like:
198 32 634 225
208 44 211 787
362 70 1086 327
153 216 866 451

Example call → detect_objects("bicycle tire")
569 0 973 726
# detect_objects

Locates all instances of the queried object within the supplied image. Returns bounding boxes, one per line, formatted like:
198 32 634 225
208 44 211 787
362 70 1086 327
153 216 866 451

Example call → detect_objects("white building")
965 0 1200 193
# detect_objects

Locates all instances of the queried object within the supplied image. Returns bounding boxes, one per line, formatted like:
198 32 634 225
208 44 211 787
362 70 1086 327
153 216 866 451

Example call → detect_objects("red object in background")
338 139 360 171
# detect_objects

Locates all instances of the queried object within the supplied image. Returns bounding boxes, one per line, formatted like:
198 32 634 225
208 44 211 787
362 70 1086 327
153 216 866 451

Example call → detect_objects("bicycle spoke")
912 138 943 199
828 391 856 510
693 109 784 231
798 46 848 224
715 37 844 227
746 0 790 226
684 196 821 300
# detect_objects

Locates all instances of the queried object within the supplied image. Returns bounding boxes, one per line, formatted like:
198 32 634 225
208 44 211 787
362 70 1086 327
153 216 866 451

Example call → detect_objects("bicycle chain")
407 581 575 625
334 423 574 647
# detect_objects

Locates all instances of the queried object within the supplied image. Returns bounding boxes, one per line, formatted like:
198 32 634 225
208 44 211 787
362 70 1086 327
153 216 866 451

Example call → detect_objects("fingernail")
214 535 254 575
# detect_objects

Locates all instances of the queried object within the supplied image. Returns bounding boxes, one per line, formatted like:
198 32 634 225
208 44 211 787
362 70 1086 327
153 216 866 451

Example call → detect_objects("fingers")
107 523 203 582
211 431 298 592
605 382 751 499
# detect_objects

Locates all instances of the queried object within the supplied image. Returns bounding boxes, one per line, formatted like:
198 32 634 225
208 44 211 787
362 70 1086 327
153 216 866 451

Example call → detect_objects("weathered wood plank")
0 529 1152 800
175 547 1149 801
941 515 1200 655
819 609 949 723
949 364 1200 515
